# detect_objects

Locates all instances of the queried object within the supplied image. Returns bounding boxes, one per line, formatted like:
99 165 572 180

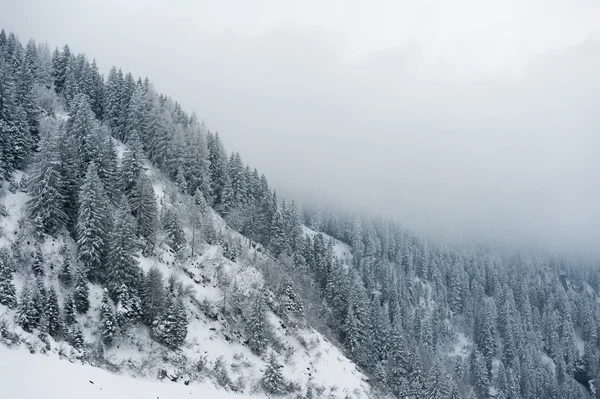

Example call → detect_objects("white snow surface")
0 345 256 399
449 332 471 358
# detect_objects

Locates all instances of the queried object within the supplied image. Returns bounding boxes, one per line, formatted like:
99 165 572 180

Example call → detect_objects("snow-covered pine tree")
16 51 39 147
188 189 206 257
227 152 247 209
26 120 68 235
194 188 208 215
88 59 104 119
106 200 139 299
247 293 270 355
130 174 157 254
261 353 286 395
0 254 17 308
16 280 40 332
96 131 119 200
207 132 228 207
31 244 45 277
69 323 85 350
100 289 117 346
52 45 70 94
407 351 426 399
66 94 102 176
141 266 166 326
35 277 48 322
162 206 186 254
277 279 304 320
182 120 210 198
152 294 187 349
269 209 287 257
125 81 145 142
103 66 123 138
73 270 90 314
56 121 81 229
58 251 73 287
115 283 142 328
424 358 452 399
63 294 77 325
76 162 108 281
470 349 489 398
46 287 61 338
120 146 144 202
173 295 188 347
0 57 32 173
219 173 235 216
343 304 362 359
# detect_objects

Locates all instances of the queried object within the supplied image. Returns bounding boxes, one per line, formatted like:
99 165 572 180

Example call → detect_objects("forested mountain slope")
1 28 600 399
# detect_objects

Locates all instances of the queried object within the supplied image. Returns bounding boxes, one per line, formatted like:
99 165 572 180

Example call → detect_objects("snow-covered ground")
0 345 257 399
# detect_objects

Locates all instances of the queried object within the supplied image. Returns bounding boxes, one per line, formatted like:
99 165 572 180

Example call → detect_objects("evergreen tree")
115 283 142 328
0 57 31 172
120 146 144 201
88 59 104 119
46 287 61 338
58 252 73 287
0 254 17 308
189 189 206 257
52 45 70 94
207 132 228 206
57 122 81 229
76 162 108 281
247 293 270 355
269 210 287 257
261 353 286 395
141 266 166 325
66 94 102 176
26 122 68 234
68 323 84 350
16 280 40 332
194 188 208 215
162 206 186 254
152 295 187 349
103 66 123 137
31 245 44 277
343 304 363 358
173 295 188 346
100 289 117 346
424 358 452 399
470 349 489 398
277 279 304 320
219 173 235 215
63 294 77 325
73 270 90 314
96 132 119 199
106 200 138 299
407 351 426 398
130 174 157 253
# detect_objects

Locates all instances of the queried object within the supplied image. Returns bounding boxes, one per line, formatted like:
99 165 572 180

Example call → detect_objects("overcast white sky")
2 0 600 251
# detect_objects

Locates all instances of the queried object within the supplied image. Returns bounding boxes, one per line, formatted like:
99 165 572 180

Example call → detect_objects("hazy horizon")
2 0 599 252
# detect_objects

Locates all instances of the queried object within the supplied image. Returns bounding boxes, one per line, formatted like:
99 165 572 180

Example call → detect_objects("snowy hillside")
0 150 373 399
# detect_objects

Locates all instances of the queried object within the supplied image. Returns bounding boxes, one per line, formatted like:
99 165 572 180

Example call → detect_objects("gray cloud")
2 0 599 251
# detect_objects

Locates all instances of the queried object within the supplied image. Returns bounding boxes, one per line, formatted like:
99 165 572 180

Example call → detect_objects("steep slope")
0 145 373 398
